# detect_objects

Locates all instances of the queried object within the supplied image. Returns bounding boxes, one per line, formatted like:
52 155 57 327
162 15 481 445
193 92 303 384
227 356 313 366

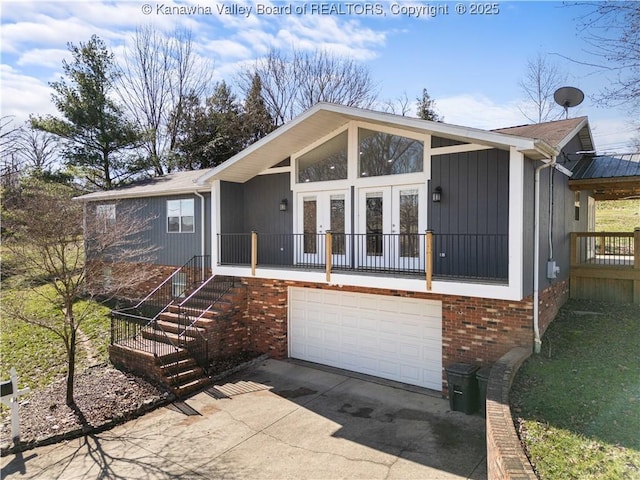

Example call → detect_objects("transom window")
358 128 424 177
297 131 348 183
167 198 194 233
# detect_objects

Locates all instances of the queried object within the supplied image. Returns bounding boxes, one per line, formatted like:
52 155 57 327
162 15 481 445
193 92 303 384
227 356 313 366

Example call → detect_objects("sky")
1 0 637 153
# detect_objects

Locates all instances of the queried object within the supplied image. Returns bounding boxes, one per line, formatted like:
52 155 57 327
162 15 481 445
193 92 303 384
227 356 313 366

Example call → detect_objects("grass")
1 248 112 396
511 300 640 479
595 199 640 231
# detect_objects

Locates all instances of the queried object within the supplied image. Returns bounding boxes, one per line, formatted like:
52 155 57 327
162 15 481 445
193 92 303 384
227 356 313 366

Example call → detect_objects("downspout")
533 155 556 353
195 191 206 279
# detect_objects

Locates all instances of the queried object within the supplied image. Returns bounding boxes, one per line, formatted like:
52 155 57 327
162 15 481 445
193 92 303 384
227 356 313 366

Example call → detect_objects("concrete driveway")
1 359 487 479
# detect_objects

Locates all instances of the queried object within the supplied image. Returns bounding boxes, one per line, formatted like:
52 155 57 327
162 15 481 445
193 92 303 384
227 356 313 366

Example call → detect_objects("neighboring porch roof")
196 103 564 185
569 153 640 200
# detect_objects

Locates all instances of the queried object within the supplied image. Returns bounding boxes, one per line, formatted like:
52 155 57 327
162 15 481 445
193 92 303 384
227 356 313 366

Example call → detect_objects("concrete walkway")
1 360 487 479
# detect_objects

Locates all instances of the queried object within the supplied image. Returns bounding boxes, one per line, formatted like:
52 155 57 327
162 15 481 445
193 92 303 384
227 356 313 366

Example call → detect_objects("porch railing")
218 232 508 288
570 230 640 304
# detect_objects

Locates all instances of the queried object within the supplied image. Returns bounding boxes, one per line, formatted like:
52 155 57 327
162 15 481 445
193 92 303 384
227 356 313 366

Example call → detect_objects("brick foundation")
241 277 569 394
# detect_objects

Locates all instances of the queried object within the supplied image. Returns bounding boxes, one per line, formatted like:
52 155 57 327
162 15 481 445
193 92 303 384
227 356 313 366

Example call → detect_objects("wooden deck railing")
570 229 640 304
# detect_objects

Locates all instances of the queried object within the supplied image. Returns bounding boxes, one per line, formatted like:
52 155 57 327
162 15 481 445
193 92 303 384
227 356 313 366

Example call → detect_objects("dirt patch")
0 364 168 454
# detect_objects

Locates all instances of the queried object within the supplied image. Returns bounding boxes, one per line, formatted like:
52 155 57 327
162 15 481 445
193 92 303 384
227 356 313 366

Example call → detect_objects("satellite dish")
554 86 584 119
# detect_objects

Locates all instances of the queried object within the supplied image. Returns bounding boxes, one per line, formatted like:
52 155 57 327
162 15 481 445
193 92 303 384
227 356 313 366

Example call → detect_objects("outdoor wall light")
432 186 442 203
279 198 288 211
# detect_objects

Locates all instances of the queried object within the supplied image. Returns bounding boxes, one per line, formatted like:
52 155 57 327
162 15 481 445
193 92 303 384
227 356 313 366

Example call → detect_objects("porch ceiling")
569 177 640 200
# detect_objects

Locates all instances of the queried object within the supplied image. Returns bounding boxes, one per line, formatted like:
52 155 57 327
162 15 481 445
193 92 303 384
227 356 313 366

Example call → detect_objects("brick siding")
486 347 537 480
241 277 569 394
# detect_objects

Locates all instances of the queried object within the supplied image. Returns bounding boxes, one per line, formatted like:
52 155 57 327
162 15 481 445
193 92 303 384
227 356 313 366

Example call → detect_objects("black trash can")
476 366 492 417
445 363 479 414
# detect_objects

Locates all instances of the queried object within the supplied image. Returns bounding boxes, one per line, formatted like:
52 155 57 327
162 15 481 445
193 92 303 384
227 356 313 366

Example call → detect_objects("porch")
570 230 640 304
217 231 509 288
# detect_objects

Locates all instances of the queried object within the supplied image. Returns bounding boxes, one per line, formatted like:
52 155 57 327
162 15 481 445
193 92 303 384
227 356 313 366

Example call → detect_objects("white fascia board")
212 266 524 301
196 103 555 185
196 103 330 185
73 186 210 202
556 117 591 151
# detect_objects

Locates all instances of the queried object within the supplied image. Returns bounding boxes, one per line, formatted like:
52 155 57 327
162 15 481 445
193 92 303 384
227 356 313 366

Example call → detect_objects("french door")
296 191 348 266
358 185 425 271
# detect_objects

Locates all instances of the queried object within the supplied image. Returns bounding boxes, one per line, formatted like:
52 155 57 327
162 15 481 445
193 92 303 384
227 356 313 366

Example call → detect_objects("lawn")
511 299 640 480
0 284 111 391
596 199 640 231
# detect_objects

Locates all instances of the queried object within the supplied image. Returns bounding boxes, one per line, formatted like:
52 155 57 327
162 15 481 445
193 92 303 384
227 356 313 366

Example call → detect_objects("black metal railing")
110 255 211 353
433 233 509 280
218 232 509 281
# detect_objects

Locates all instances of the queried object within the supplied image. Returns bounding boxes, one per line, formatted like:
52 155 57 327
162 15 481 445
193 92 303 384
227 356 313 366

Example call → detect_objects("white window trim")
167 198 196 234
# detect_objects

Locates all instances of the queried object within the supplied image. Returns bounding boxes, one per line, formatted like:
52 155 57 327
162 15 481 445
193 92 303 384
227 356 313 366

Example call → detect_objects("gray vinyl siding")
428 148 509 278
522 134 590 296
220 174 293 234
87 193 210 267
431 136 468 148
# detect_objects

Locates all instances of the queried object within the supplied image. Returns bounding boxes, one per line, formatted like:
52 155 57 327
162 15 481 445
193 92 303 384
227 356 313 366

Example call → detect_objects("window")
172 272 187 297
96 204 116 232
574 191 580 221
359 128 423 177
297 131 348 183
167 199 195 233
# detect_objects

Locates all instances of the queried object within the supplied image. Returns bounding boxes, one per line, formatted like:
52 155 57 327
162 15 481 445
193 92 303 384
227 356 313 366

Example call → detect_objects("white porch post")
211 179 221 271
508 146 525 300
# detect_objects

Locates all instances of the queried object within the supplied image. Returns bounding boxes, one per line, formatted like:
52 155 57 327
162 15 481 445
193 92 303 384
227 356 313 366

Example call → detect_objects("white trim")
508 147 525 300
213 265 523 301
431 144 494 155
554 163 573 177
258 166 291 176
196 103 558 185
211 180 221 270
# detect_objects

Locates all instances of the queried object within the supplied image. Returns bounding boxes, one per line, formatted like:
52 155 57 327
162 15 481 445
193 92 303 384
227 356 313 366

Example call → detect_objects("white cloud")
437 94 526 130
202 39 252 60
0 65 56 123
16 48 70 69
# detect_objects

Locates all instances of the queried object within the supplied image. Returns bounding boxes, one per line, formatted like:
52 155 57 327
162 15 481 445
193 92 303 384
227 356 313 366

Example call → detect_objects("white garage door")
289 288 443 390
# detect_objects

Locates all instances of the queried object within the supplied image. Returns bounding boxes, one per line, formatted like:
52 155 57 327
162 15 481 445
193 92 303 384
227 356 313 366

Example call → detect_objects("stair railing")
175 276 237 372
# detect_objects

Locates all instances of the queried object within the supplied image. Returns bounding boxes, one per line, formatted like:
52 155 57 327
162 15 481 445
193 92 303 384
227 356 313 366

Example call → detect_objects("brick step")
159 357 199 375
141 327 196 347
159 310 219 326
179 299 233 312
175 377 211 397
164 366 204 386
155 319 207 337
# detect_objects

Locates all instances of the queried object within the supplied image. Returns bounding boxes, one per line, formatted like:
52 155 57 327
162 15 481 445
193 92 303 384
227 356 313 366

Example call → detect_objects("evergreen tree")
416 88 443 122
31 35 142 190
242 74 275 145
174 82 244 169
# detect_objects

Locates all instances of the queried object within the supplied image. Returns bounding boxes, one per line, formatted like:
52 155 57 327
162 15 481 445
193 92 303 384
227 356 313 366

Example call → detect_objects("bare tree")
519 53 567 123
1 178 157 405
380 92 412 116
571 2 640 113
16 122 60 174
0 117 23 194
117 26 214 175
239 48 378 126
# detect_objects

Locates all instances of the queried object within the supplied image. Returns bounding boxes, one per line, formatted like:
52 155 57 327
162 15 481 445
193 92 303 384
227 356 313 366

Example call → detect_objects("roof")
493 116 594 151
197 103 563 184
74 168 213 202
569 153 640 200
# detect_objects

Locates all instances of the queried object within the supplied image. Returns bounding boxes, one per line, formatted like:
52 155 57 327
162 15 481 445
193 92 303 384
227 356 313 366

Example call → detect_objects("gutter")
533 155 556 354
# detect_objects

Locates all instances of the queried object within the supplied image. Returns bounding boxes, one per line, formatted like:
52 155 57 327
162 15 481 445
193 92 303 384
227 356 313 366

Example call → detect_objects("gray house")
77 103 595 395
